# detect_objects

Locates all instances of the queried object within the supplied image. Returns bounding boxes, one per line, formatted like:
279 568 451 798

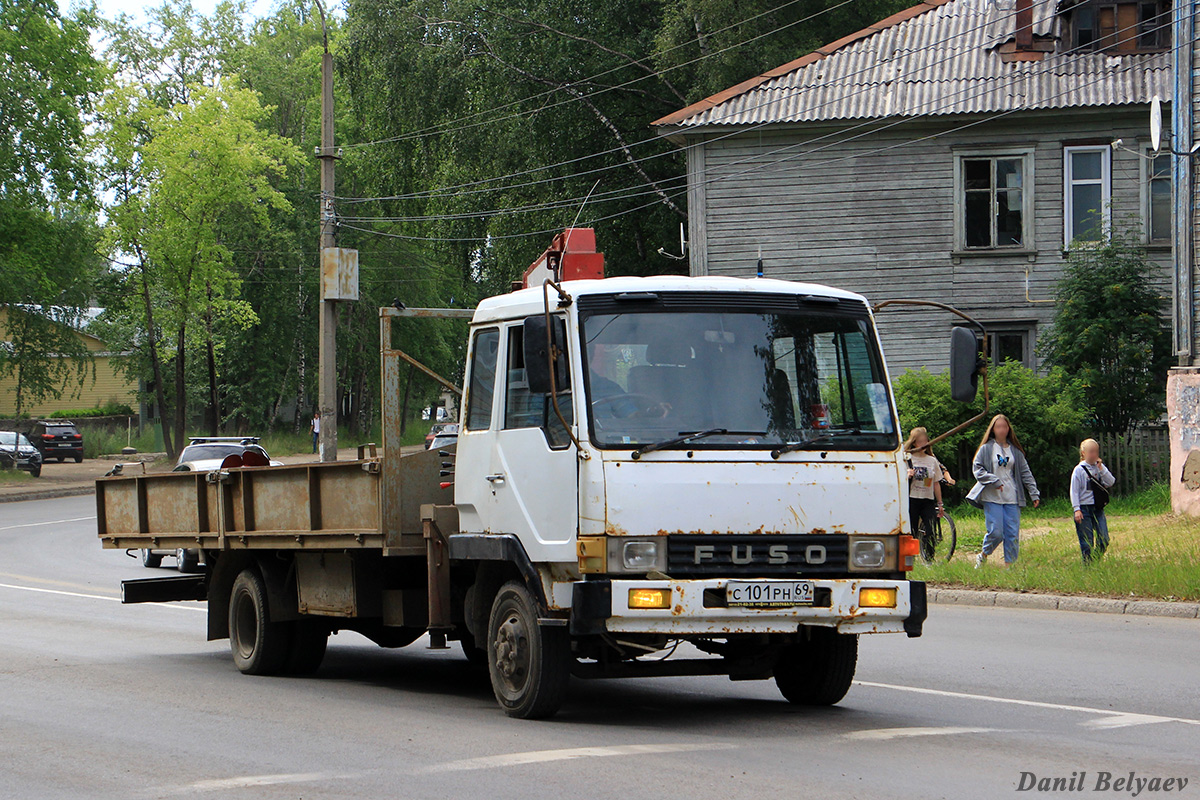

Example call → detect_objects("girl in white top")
966 414 1040 568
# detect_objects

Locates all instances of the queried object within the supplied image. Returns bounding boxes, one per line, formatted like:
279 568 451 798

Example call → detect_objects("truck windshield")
580 301 896 450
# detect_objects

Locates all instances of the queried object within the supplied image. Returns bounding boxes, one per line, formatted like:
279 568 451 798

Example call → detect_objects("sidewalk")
0 447 374 504
930 587 1200 619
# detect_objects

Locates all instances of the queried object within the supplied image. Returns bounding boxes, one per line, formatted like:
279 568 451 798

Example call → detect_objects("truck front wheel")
774 628 858 706
229 568 290 676
486 581 570 719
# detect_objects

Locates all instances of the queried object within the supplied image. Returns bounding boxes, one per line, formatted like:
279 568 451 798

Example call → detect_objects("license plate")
726 580 814 608
56 443 72 447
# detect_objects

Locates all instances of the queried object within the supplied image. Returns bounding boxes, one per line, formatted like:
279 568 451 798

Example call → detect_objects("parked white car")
142 437 282 572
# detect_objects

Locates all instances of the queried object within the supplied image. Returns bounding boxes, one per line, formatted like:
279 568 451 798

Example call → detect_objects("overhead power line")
343 11 1186 244
343 6 1172 228
339 0 1034 208
340 0 852 150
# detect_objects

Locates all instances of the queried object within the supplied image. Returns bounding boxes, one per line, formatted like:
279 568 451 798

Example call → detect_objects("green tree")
0 0 104 415
1040 228 1172 435
100 78 303 456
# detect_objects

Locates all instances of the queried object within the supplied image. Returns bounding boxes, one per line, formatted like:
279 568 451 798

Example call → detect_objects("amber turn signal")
859 587 897 608
627 588 671 609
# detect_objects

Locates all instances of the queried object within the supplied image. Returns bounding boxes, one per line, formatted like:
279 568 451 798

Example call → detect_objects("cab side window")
505 324 572 447
465 328 500 431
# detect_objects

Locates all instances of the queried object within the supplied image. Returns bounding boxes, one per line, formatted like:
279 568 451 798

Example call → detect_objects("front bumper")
572 578 925 637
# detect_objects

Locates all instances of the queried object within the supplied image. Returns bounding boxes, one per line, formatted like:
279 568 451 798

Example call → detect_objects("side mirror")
949 327 980 403
523 315 569 395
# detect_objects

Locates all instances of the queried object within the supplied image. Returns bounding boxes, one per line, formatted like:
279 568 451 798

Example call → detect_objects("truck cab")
455 274 921 636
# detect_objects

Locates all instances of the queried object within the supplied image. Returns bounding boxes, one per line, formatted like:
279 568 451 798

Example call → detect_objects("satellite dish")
1151 95 1163 153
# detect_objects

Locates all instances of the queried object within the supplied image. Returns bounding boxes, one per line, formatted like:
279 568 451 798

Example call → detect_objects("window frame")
955 322 1037 369
1063 145 1112 248
1069 0 1170 52
1141 145 1172 245
501 319 574 449
463 327 501 432
952 147 1035 253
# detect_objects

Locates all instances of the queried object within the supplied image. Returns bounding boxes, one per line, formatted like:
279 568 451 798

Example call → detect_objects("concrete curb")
930 587 1200 619
0 486 95 504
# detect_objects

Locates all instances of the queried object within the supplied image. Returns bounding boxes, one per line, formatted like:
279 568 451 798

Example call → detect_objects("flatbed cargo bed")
96 446 451 556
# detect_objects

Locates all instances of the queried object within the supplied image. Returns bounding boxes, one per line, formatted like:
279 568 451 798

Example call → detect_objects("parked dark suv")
30 420 84 463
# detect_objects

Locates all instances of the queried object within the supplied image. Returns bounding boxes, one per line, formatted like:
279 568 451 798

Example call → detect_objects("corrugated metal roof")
656 0 1168 129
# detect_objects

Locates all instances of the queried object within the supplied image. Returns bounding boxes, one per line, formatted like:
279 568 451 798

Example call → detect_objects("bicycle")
914 508 957 564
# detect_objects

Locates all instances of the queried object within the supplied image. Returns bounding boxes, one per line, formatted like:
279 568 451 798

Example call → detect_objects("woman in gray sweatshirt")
966 414 1040 567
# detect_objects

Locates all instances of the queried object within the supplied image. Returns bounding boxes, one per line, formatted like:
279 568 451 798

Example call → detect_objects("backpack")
1082 464 1110 512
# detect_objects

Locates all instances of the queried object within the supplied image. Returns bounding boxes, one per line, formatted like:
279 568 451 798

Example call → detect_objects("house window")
955 153 1031 250
1070 0 1170 52
1064 146 1111 246
1146 151 1171 244
964 325 1035 369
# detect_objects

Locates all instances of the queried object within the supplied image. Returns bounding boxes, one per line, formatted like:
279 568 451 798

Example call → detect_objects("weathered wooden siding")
686 107 1173 376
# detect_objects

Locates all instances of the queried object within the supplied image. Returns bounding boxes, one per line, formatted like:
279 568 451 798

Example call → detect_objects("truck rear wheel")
229 568 290 676
283 620 328 675
486 581 570 719
774 628 858 706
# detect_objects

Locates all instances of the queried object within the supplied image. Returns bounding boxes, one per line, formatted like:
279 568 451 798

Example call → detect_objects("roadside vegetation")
0 469 32 484
915 484 1200 602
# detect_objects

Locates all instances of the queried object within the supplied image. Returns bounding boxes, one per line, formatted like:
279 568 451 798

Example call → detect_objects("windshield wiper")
770 429 863 460
631 428 729 459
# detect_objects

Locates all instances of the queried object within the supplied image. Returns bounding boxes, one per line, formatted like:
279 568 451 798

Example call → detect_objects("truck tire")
142 549 163 568
229 568 290 676
283 620 328 675
486 581 570 719
774 628 858 706
176 548 201 574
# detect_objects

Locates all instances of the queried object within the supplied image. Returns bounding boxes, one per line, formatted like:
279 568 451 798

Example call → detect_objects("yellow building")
0 306 138 417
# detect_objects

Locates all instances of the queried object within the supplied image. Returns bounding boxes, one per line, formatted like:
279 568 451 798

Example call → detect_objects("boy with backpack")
1070 438 1116 564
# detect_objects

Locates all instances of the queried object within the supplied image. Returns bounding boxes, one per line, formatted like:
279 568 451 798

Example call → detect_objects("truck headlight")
605 538 667 573
847 537 895 571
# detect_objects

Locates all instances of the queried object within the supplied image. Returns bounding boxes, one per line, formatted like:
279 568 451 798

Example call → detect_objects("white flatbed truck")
97 228 982 718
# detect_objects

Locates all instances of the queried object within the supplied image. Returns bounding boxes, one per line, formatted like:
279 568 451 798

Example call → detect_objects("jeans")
982 502 1021 564
312 431 319 454
909 497 938 560
1075 504 1109 563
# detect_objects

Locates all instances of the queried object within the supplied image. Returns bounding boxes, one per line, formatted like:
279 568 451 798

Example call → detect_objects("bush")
894 361 1090 499
48 400 135 419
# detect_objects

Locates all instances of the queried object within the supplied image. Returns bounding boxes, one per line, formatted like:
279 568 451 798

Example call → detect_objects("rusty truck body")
97 229 981 719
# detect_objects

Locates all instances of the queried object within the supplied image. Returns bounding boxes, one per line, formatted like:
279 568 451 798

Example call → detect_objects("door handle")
485 473 506 485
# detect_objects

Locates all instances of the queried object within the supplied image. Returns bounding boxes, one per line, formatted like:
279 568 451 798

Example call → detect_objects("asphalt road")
2 495 1197 800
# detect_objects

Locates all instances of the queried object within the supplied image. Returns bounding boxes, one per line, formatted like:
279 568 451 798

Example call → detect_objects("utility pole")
316 0 338 462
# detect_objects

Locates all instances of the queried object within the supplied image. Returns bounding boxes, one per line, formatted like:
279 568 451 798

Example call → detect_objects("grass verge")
0 469 32 484
916 484 1200 602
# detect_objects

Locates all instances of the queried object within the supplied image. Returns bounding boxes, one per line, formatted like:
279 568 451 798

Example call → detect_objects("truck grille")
667 534 850 578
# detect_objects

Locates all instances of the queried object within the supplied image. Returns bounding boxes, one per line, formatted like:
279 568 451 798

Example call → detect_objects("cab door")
488 321 579 564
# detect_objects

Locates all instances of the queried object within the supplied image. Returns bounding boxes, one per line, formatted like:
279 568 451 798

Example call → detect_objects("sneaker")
974 552 986 569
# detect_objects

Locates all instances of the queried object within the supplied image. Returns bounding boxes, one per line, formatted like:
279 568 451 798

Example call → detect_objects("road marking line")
156 772 350 794
844 726 1001 741
856 681 1200 728
0 571 120 595
0 582 206 612
421 743 738 773
1082 713 1178 730
0 515 96 531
